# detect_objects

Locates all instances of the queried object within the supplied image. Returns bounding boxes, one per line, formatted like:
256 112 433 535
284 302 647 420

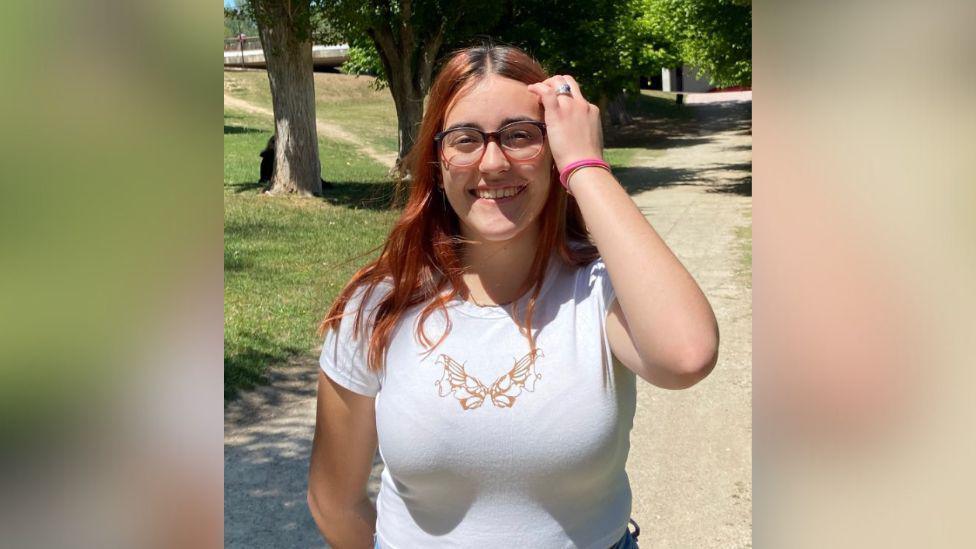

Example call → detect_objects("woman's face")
439 75 553 244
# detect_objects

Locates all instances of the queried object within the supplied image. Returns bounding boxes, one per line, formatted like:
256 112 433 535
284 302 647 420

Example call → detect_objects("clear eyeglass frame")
434 120 548 168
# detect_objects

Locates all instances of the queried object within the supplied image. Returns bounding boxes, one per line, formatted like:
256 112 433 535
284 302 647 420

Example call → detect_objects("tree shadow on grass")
224 248 254 272
320 180 399 211
226 179 399 211
224 216 297 244
225 124 266 135
225 332 307 400
227 181 266 193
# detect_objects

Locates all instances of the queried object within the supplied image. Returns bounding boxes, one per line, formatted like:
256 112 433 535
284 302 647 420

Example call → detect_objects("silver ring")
556 83 572 96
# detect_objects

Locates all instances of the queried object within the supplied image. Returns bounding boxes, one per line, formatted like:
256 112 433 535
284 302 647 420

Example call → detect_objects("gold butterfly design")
434 349 544 410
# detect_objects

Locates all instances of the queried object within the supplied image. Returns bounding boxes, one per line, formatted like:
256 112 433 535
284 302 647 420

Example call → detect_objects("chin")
463 221 527 243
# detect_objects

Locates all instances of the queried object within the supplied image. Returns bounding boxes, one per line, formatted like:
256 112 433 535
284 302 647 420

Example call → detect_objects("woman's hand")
527 75 604 172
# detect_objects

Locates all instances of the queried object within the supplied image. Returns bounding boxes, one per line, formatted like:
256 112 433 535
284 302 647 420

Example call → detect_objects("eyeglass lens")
441 123 544 166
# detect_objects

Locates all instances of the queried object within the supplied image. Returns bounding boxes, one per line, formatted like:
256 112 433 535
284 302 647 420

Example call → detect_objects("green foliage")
491 1 679 100
644 0 752 88
243 0 318 44
339 40 388 90
317 0 505 63
224 7 258 39
494 1 635 97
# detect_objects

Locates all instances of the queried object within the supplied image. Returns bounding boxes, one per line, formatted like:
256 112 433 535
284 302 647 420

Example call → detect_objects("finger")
562 75 586 104
527 82 560 112
552 75 574 102
540 76 564 90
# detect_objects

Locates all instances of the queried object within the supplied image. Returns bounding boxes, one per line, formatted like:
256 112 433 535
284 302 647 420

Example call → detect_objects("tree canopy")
644 0 752 88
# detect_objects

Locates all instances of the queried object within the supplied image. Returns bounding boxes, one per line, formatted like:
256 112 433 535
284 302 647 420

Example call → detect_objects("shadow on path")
225 357 385 548
614 162 753 195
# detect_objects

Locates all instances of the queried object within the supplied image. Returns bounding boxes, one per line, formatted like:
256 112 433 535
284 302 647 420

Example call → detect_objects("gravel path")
224 96 752 548
622 98 752 548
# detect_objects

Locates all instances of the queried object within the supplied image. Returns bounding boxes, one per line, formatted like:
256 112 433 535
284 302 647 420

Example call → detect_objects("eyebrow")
443 116 542 132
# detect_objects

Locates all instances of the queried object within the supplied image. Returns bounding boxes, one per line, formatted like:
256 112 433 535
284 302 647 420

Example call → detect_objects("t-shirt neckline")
447 256 563 319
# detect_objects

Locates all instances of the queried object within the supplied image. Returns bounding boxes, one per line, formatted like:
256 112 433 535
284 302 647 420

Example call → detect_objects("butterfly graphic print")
434 349 544 410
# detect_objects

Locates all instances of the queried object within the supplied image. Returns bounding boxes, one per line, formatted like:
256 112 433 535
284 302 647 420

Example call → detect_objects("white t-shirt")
320 256 636 549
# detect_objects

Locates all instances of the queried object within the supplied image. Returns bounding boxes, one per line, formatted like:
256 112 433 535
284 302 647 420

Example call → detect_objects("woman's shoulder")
345 276 395 314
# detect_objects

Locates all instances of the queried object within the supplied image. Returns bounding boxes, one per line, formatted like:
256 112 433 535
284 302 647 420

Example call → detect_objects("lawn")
223 70 686 398
225 69 399 158
224 106 397 398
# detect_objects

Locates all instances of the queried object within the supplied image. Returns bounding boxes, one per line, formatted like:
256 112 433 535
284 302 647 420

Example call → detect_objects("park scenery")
224 1 751 547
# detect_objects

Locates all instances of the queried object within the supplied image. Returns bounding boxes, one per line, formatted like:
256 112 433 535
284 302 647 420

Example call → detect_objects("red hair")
319 44 599 372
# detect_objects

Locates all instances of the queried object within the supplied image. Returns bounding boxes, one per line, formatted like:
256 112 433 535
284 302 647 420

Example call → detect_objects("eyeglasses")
434 121 547 167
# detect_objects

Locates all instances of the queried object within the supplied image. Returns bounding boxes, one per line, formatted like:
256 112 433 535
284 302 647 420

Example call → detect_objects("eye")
446 131 482 147
502 126 541 147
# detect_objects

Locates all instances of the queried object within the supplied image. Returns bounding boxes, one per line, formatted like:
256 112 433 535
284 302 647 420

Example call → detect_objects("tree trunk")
607 92 633 126
367 14 446 180
257 9 322 197
597 93 611 131
675 65 685 106
388 76 425 174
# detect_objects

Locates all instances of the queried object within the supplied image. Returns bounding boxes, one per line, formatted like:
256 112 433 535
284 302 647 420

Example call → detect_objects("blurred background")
0 0 974 547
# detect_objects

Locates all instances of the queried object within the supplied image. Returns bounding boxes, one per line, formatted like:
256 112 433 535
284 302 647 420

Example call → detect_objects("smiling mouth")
468 185 528 200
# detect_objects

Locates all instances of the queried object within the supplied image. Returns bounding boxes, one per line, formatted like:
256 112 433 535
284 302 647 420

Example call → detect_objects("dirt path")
223 94 398 169
622 99 752 548
224 98 752 548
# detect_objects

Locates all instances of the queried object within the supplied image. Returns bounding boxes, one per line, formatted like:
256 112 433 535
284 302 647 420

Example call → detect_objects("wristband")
558 158 611 194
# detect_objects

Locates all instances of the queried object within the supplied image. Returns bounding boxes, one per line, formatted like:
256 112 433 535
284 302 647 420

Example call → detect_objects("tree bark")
367 13 446 179
675 65 685 106
257 6 322 197
607 92 634 126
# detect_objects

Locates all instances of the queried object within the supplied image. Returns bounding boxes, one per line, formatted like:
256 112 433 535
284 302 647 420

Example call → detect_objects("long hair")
319 44 600 372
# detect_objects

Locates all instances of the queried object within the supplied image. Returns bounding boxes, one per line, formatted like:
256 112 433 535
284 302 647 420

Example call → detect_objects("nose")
478 139 510 173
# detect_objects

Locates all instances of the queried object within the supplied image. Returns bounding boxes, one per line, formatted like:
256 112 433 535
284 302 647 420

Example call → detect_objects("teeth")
476 186 523 199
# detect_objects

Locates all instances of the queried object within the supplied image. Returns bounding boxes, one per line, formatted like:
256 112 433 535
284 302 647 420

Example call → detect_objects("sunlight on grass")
223 107 396 398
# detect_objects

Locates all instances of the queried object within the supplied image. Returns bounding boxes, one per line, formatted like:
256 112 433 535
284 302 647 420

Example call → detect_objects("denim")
608 527 640 549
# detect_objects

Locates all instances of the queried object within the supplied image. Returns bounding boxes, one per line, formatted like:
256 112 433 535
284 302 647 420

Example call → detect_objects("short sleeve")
319 283 388 397
582 258 617 316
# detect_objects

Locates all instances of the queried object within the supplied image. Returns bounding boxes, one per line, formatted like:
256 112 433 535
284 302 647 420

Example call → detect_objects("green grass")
223 107 397 398
603 147 641 167
225 70 399 157
633 90 694 120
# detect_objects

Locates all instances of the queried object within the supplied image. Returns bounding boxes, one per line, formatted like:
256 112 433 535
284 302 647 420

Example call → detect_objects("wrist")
566 165 613 194
558 158 610 195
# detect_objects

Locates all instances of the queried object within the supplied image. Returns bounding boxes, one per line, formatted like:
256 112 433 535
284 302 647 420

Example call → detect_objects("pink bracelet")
558 158 611 194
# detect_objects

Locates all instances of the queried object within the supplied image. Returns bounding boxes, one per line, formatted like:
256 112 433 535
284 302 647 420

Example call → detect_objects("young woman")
308 44 719 549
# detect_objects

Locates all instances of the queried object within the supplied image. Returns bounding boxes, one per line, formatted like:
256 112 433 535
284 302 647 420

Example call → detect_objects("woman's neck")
460 223 541 307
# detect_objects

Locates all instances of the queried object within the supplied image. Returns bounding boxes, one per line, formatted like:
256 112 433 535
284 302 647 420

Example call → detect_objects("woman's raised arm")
307 371 378 548
528 75 720 389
